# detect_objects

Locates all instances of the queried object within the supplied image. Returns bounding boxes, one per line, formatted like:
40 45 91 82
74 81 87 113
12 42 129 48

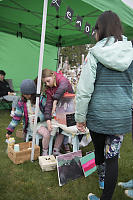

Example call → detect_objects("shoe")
10 110 15 117
99 180 104 189
118 180 133 189
53 148 62 156
42 149 48 156
88 193 100 200
125 190 133 199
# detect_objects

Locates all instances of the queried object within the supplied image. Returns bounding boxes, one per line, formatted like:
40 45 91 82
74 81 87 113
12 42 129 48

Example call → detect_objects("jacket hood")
90 36 133 72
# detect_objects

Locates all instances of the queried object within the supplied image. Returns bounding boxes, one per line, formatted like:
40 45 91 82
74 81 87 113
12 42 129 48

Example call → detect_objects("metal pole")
31 0 48 161
56 47 60 71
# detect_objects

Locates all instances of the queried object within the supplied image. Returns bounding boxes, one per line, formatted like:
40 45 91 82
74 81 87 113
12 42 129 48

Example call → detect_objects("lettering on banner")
65 7 74 22
51 0 62 11
84 22 90 36
75 16 83 31
51 2 93 37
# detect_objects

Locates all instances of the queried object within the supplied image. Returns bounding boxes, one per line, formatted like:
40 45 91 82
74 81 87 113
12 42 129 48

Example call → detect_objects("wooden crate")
8 141 40 164
39 155 57 171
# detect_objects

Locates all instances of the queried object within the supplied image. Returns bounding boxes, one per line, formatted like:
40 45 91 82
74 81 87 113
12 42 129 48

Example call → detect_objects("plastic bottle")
5 137 15 153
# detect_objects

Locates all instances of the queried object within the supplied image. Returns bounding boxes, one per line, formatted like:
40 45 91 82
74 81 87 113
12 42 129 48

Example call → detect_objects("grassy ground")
0 110 132 200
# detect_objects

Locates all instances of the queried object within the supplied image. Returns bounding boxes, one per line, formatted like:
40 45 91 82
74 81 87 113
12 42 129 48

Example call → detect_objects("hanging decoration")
16 23 23 38
51 0 93 37
65 7 74 22
84 22 90 36
75 16 83 31
50 0 62 11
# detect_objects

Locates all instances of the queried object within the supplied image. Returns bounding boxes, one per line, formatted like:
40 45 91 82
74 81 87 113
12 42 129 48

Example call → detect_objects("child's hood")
90 36 133 72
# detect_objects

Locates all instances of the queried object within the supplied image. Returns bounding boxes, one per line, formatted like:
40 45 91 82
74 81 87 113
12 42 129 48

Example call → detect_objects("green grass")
0 110 133 200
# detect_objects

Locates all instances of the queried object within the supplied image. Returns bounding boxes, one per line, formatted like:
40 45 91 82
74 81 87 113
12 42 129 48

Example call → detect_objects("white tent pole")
31 0 48 161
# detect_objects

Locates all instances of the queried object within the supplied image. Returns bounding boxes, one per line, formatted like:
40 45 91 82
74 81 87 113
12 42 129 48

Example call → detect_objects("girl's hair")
42 68 56 89
21 94 36 105
34 77 44 92
95 10 123 42
42 68 55 78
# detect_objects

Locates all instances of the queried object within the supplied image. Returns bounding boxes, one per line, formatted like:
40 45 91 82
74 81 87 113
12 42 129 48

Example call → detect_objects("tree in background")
59 45 89 67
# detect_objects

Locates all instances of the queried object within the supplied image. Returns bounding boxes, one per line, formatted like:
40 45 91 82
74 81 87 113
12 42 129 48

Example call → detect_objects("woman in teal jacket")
75 11 133 200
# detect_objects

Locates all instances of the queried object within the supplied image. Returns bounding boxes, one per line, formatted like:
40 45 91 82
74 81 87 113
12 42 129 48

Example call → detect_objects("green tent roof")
0 0 133 47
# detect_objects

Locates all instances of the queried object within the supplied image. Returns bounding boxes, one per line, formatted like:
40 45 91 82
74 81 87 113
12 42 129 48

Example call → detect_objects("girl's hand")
76 122 86 132
47 120 52 132
6 133 11 139
52 100 57 115
8 92 15 96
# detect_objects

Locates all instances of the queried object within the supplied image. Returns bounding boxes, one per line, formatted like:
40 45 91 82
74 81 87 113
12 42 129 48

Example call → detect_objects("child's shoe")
42 149 48 156
97 163 105 189
53 148 62 156
10 110 15 117
118 180 133 189
88 193 100 200
125 189 133 199
99 180 104 189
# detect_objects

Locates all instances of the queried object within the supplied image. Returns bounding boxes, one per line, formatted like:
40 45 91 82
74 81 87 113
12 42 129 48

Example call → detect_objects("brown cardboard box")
8 141 40 164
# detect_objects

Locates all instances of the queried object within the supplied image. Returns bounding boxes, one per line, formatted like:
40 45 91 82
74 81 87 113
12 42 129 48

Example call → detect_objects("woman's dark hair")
95 10 123 42
21 94 36 104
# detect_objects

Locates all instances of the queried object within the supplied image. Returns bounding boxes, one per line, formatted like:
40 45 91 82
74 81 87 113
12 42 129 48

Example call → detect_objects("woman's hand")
47 120 52 132
76 122 86 132
52 100 57 115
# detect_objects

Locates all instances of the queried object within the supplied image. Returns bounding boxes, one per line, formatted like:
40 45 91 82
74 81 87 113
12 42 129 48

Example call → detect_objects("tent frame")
31 0 48 161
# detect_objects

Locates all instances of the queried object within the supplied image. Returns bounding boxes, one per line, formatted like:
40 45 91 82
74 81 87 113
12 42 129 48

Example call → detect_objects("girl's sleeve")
75 52 97 123
39 96 46 121
53 79 69 100
44 92 53 121
6 101 23 134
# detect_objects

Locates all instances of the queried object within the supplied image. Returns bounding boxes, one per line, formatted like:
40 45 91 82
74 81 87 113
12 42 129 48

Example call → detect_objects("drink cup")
14 144 20 152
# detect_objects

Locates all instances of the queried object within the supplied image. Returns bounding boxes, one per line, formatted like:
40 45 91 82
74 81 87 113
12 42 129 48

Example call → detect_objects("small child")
6 79 63 156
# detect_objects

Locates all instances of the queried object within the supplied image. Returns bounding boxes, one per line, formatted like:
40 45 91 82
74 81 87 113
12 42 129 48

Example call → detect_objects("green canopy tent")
0 0 133 160
0 0 133 46
0 0 133 89
0 32 58 91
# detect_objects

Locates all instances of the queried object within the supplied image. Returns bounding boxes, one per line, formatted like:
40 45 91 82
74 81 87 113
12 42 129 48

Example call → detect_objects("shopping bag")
80 151 96 177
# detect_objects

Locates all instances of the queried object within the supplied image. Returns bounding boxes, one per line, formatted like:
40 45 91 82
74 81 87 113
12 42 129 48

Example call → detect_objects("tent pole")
31 0 48 161
56 47 60 71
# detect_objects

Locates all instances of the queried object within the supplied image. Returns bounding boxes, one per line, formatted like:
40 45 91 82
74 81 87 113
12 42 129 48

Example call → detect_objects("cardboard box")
8 141 40 164
39 155 57 171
